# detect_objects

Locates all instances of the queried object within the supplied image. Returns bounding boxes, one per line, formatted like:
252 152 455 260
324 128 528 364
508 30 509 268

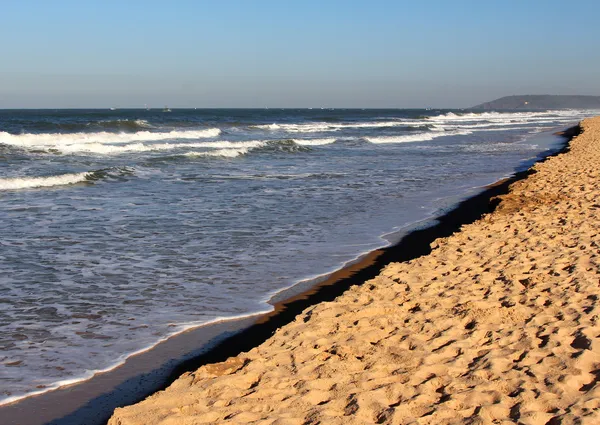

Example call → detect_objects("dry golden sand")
109 117 600 425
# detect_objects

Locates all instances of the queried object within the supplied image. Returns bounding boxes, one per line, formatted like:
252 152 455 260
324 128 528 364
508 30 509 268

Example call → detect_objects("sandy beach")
106 117 600 424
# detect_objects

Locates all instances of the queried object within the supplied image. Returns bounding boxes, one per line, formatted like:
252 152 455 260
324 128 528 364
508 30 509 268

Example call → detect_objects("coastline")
109 117 600 424
0 125 580 425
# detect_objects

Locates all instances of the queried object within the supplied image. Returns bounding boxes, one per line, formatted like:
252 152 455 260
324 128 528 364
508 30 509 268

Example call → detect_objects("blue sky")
1 0 599 108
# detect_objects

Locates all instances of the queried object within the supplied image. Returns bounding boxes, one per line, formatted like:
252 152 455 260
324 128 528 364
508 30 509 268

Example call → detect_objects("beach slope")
109 117 600 425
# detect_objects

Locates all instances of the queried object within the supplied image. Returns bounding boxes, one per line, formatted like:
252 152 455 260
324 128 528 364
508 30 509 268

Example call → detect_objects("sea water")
0 108 596 403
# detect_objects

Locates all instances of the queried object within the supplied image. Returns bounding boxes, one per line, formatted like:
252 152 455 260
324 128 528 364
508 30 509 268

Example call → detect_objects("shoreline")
111 116 600 424
0 125 579 425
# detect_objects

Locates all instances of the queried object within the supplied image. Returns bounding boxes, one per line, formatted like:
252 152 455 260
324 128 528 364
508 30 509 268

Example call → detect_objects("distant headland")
471 95 600 110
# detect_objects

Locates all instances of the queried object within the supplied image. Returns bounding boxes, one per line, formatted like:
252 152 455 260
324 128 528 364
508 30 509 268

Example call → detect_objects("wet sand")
108 118 600 424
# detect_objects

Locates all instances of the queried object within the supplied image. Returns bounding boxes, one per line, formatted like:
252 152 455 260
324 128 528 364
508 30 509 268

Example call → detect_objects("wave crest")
184 148 250 158
253 121 427 133
0 128 222 149
92 119 155 132
256 139 312 153
6 119 155 134
365 130 472 144
182 139 314 159
0 172 92 190
293 138 337 146
37 140 263 155
0 167 135 190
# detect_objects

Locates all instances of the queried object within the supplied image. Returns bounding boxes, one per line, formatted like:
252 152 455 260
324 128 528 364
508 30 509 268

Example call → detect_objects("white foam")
50 140 264 155
93 119 154 128
131 119 153 128
433 122 529 130
0 128 221 149
293 138 337 146
366 130 471 144
255 121 420 133
461 142 540 153
255 123 336 133
338 121 423 129
0 172 91 190
253 111 592 136
184 147 251 158
427 110 591 127
0 310 271 407
421 110 599 135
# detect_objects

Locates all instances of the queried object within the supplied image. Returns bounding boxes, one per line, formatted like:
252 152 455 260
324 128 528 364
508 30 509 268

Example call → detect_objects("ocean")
0 107 595 404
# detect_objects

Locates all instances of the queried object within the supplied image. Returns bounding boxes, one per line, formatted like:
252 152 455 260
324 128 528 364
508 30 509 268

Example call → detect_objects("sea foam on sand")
109 117 600 425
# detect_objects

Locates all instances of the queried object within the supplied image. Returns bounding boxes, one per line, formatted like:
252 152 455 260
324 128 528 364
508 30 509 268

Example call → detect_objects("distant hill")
471 95 600 110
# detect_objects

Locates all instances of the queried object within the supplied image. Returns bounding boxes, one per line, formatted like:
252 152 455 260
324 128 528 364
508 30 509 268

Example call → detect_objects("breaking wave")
91 119 155 132
0 168 134 191
293 138 337 146
365 130 472 144
182 139 317 159
184 148 251 158
253 139 312 153
428 110 587 123
15 137 323 157
0 128 222 149
7 119 155 134
0 172 92 190
254 121 428 133
39 140 263 155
